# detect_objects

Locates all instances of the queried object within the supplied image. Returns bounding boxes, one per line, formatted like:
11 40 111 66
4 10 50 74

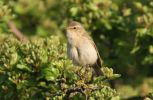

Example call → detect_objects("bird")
66 21 103 76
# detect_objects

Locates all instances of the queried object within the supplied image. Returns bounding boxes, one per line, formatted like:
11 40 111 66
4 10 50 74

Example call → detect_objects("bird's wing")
91 40 103 67
83 33 103 68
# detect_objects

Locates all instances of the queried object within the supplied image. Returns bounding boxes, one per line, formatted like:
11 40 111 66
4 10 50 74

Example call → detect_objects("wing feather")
82 32 103 67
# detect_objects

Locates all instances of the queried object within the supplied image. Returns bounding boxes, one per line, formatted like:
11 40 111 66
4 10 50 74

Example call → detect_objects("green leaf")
16 64 32 72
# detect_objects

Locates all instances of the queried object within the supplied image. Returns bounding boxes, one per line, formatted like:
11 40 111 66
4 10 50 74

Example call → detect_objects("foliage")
0 36 119 99
146 92 153 100
0 0 153 99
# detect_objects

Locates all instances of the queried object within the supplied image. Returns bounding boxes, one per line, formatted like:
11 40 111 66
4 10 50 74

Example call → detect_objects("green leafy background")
0 0 153 99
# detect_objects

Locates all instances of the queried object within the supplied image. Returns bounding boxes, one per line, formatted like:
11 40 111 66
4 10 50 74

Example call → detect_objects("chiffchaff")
66 21 103 76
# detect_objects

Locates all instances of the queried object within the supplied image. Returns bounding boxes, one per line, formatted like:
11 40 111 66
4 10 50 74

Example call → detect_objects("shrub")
0 36 119 99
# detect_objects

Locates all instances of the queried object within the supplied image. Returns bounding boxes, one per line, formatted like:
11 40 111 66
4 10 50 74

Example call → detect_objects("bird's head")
66 21 85 38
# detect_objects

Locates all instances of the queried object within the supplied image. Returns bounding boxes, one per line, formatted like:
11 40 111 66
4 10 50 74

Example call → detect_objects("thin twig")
7 21 28 43
63 87 84 100
63 85 102 99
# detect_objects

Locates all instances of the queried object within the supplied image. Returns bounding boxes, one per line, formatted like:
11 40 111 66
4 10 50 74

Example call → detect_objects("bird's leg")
78 65 89 77
84 64 90 76
79 66 84 72
76 66 84 80
85 65 88 74
77 66 83 75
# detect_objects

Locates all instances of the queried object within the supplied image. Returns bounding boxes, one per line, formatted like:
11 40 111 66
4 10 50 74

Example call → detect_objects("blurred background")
0 0 153 99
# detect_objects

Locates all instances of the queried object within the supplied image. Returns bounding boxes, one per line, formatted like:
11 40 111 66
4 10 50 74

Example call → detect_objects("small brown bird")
66 21 103 76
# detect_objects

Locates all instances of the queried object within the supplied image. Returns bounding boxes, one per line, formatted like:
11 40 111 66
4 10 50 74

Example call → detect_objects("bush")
0 36 119 99
0 0 153 99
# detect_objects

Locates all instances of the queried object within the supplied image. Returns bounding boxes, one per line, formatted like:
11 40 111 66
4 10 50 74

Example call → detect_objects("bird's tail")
92 64 103 76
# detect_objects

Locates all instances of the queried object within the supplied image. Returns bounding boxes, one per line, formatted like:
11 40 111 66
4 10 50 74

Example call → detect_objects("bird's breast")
77 37 98 66
66 31 79 46
67 45 80 65
67 37 98 66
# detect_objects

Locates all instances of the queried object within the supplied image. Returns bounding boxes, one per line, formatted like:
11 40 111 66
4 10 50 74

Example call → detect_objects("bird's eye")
73 27 76 29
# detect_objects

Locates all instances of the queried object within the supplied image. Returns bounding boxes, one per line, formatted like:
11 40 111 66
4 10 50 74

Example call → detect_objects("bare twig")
63 87 84 100
63 85 102 100
7 21 28 43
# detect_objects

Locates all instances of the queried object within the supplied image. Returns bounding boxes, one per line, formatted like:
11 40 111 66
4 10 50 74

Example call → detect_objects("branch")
63 85 102 100
63 87 84 100
7 21 28 43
